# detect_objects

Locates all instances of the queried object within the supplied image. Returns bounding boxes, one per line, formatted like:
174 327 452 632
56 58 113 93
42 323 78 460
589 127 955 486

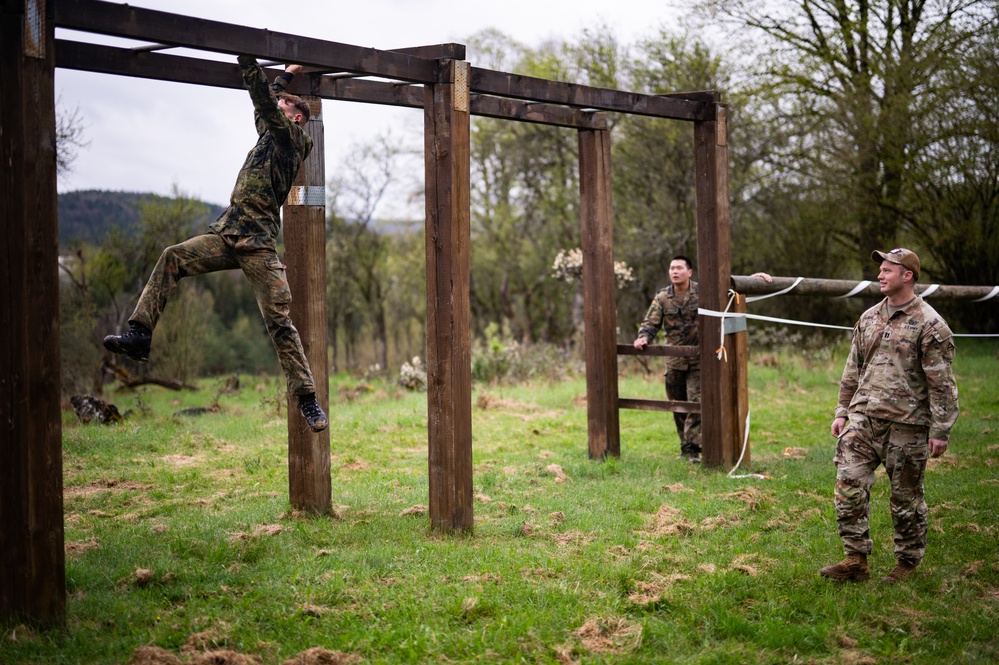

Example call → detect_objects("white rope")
745 276 804 303
699 308 854 331
972 286 999 302
836 280 872 298
919 284 940 298
728 409 766 480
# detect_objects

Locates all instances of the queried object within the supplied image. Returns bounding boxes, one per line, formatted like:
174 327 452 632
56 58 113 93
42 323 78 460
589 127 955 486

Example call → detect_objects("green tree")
693 0 993 276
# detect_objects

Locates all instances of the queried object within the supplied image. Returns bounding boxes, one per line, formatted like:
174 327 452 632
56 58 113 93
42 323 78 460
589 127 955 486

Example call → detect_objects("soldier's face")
878 261 911 296
279 98 305 126
669 260 693 286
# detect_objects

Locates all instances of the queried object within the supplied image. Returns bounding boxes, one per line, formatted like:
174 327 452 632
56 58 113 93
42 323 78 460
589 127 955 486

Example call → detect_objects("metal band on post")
286 185 326 207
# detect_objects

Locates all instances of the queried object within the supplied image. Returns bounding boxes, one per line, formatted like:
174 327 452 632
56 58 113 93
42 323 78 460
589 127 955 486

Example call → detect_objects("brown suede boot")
819 553 870 581
881 560 917 584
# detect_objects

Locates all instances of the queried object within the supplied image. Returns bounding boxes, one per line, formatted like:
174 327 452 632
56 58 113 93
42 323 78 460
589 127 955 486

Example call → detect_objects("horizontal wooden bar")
471 67 708 121
53 0 437 83
731 274 999 301
55 0 710 122
616 343 700 357
55 41 608 128
618 398 701 414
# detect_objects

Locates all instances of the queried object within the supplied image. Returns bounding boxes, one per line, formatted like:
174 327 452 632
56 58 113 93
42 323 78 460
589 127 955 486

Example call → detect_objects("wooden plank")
731 274 999 301
579 127 620 459
424 60 473 532
1 0 65 624
53 0 437 83
727 296 749 468
284 97 332 514
618 399 702 414
55 41 607 129
694 103 734 469
391 43 465 60
472 66 707 120
616 344 700 358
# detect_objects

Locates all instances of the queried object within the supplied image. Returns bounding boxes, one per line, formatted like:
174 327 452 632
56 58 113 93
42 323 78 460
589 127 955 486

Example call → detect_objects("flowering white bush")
551 248 634 289
399 356 428 392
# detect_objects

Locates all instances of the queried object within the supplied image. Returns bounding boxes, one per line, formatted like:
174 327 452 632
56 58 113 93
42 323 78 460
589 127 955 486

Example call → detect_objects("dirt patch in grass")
163 454 203 467
65 480 154 499
65 537 100 559
280 647 361 665
639 504 695 538
571 616 642 653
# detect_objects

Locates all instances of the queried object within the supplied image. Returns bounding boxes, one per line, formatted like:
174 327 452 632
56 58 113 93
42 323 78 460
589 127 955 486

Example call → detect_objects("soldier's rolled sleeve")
922 323 959 440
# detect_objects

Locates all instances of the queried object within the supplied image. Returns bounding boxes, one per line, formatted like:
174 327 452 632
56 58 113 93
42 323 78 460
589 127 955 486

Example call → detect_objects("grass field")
3 340 997 664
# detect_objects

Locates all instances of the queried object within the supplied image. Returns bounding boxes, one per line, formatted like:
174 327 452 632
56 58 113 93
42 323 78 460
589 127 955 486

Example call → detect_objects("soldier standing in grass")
821 248 958 583
104 55 328 432
633 255 703 463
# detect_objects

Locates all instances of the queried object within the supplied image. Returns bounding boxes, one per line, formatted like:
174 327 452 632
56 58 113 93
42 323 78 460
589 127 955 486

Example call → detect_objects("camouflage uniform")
636 281 701 456
130 57 316 397
832 295 958 566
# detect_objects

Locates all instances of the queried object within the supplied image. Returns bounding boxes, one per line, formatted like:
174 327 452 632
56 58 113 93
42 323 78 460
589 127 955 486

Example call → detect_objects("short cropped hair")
278 92 311 124
670 255 693 270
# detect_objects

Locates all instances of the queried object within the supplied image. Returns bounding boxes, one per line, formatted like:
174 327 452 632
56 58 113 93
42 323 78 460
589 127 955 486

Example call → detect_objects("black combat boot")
298 393 329 432
103 322 152 362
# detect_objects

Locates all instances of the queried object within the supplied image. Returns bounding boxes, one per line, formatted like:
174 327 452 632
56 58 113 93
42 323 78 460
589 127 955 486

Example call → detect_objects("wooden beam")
53 0 437 83
726 296 749 468
284 97 332 514
616 344 700 358
424 60 473 532
1 0 65 624
618 399 701 413
731 274 999 301
472 66 707 121
694 101 734 469
54 40 607 129
579 127 620 459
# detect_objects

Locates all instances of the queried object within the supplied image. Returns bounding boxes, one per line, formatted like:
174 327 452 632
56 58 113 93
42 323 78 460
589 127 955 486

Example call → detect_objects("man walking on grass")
821 248 958 584
104 55 328 432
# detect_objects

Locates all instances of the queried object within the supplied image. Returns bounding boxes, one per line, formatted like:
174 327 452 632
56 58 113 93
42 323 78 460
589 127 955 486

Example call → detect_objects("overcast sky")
55 1 683 217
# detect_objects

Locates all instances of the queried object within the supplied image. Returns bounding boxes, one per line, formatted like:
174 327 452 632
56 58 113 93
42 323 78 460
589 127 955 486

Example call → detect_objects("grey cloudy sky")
55 1 683 216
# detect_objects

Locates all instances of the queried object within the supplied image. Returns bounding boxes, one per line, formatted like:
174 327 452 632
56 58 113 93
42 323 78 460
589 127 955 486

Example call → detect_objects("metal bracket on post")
722 314 746 336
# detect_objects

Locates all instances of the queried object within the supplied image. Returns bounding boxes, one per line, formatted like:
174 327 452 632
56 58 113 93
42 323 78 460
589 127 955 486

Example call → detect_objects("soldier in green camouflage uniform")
104 56 328 432
820 248 958 583
633 256 701 461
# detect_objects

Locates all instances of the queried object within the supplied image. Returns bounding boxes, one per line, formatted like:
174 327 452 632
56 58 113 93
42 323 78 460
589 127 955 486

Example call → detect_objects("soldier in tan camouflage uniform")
104 56 328 432
820 248 958 584
633 255 702 462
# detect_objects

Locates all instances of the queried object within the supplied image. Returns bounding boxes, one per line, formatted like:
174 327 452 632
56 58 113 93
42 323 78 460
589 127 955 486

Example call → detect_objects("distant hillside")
58 190 225 247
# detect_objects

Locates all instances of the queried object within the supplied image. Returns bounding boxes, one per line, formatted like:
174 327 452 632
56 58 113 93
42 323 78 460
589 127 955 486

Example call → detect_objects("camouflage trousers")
130 232 316 397
833 413 929 565
665 367 701 455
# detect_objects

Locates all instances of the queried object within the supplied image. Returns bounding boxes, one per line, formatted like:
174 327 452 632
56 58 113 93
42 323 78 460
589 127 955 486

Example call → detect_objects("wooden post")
284 95 332 514
578 127 620 459
694 101 735 469
726 295 749 468
424 59 473 532
1 0 65 623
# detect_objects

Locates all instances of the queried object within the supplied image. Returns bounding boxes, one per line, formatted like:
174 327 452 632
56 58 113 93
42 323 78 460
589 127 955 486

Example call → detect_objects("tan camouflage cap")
872 247 920 280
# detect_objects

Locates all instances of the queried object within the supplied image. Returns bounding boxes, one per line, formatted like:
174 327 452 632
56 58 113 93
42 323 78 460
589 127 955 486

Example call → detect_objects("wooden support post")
284 95 332 514
1 0 65 623
578 127 620 459
424 59 473 532
726 295 749 468
694 102 735 469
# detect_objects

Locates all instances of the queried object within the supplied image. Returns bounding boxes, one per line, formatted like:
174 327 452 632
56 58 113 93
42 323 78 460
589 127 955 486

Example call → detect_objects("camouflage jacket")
636 281 699 371
210 56 312 243
835 296 959 440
